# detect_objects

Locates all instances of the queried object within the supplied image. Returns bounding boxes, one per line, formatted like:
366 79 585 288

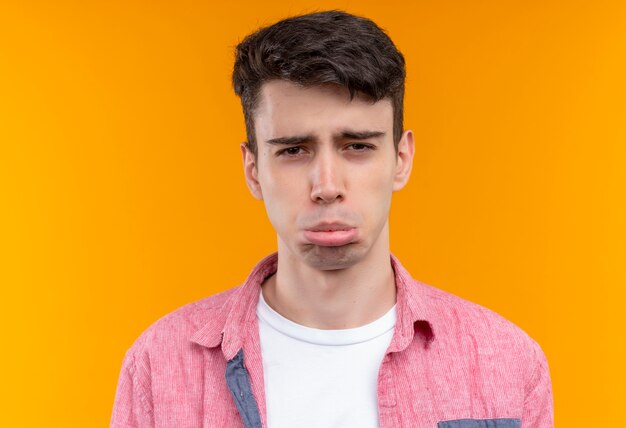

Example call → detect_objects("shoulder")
416 280 546 370
111 286 244 423
417 282 552 410
122 285 241 358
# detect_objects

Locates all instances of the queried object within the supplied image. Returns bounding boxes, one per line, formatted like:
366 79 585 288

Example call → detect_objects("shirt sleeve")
522 340 554 427
110 349 155 428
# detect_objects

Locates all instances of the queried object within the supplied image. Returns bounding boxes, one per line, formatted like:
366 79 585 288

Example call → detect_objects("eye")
346 143 375 152
277 146 306 157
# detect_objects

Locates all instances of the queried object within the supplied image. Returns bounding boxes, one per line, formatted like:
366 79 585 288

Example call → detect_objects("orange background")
1 0 624 426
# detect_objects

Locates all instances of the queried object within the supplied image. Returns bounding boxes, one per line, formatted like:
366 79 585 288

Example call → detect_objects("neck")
261 229 396 329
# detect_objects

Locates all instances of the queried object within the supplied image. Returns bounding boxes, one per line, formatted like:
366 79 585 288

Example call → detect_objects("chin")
301 243 366 271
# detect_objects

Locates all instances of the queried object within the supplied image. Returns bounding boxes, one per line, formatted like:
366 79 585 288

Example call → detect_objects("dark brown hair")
232 10 406 156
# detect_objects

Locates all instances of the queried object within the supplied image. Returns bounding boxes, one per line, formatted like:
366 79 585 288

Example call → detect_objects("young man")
111 11 553 428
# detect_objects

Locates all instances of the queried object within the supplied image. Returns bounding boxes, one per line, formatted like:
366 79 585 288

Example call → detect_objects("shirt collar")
388 253 436 352
190 252 435 359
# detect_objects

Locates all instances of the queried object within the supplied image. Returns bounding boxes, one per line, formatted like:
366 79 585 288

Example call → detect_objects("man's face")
242 80 414 271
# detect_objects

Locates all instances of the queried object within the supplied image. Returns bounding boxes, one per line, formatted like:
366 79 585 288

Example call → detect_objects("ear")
392 129 415 192
241 142 263 200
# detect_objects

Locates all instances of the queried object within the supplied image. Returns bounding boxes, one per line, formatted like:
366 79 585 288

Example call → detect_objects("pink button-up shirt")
111 253 553 427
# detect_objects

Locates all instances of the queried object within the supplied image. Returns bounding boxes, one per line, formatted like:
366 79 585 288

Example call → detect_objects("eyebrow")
265 130 386 146
340 130 386 140
265 135 315 146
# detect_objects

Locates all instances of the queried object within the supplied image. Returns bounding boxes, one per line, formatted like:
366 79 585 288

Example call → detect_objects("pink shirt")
111 253 553 427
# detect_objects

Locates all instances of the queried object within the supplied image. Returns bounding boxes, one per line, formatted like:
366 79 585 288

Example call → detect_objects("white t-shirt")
257 290 396 428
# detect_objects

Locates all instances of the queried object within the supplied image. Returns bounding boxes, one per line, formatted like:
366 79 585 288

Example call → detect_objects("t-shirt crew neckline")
257 289 397 346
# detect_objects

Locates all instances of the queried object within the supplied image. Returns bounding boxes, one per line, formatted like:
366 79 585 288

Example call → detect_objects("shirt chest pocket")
437 419 521 428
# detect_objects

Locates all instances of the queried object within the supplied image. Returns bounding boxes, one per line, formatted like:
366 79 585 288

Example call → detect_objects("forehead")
253 80 393 140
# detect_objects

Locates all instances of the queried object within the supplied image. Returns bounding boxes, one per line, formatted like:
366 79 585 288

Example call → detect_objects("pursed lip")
303 222 358 247
305 222 354 232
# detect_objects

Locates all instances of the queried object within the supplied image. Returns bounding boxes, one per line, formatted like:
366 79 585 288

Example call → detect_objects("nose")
310 150 345 204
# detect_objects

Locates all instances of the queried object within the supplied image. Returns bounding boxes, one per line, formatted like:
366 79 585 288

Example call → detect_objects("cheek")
356 162 395 194
262 173 303 207
355 166 395 215
260 178 302 230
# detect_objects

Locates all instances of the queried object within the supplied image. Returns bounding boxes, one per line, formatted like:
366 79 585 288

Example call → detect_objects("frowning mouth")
303 223 357 246
305 222 354 232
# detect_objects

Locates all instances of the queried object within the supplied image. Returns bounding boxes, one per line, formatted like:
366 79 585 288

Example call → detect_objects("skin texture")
241 80 415 329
